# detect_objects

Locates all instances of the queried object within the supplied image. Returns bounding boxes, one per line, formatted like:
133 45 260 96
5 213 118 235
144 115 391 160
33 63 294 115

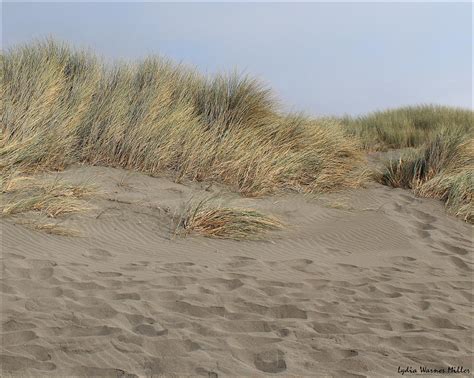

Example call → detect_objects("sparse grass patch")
175 198 283 240
323 199 355 211
1 175 95 218
24 221 80 236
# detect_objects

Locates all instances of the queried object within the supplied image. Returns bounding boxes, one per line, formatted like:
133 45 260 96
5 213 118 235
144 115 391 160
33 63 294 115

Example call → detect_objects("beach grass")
342 105 473 151
1 39 365 197
175 198 283 240
342 105 473 222
1 39 472 225
26 222 80 237
378 129 473 223
1 175 95 218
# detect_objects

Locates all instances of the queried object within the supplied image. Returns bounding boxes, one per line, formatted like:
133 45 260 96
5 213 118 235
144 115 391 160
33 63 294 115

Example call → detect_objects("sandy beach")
1 165 472 377
2 6 473 376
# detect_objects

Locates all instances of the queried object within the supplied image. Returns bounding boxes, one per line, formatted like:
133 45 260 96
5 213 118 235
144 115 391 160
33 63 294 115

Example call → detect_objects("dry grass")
175 198 283 240
2 39 365 197
33 223 79 236
3 39 470 225
344 105 473 223
342 105 473 151
23 221 80 236
323 199 355 211
1 175 95 218
378 130 473 223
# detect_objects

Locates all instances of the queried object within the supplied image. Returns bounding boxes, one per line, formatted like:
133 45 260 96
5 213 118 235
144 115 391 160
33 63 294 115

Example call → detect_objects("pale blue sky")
2 2 472 116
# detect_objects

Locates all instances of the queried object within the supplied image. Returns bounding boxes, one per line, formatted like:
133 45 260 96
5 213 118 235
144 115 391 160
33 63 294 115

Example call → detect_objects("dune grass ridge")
1 39 365 197
2 39 471 224
342 105 473 151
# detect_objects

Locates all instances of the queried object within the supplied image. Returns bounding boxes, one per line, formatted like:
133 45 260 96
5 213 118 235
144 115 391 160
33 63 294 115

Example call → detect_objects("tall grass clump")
344 104 473 222
342 105 473 150
379 128 473 223
175 197 283 240
1 39 365 196
1 40 101 173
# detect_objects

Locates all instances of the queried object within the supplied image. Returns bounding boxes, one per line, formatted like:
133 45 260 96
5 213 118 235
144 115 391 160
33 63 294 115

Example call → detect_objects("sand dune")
1 166 472 377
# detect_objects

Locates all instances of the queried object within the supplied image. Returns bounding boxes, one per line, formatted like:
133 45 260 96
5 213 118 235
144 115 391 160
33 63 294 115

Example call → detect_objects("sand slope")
1 166 472 377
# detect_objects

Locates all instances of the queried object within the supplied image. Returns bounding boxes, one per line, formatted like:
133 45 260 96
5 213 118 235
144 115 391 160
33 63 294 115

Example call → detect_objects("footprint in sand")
393 202 404 213
112 292 141 300
449 256 472 271
393 256 416 263
276 328 291 337
414 229 431 239
162 262 196 273
268 304 308 319
254 349 287 373
195 367 218 377
201 278 244 291
64 366 137 377
342 349 359 358
125 313 156 326
95 271 123 277
428 316 465 330
412 209 437 223
2 330 38 346
157 275 197 287
414 221 437 231
121 261 149 271
15 344 52 362
440 242 470 256
2 319 36 332
224 256 257 269
279 258 314 273
133 323 168 337
7 260 56 281
51 325 120 337
0 354 56 373
3 253 26 260
447 235 472 245
82 248 112 261
399 193 415 203
215 320 271 333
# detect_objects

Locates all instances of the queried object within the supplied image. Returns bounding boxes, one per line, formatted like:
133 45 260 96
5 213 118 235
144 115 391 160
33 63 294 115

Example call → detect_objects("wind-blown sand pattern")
1 166 472 377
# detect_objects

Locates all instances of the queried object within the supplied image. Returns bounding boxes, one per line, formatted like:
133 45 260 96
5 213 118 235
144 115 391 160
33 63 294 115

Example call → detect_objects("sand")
1 165 472 377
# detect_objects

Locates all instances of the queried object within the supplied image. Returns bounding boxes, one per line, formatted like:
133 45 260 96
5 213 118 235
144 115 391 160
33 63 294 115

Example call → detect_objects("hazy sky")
3 2 472 116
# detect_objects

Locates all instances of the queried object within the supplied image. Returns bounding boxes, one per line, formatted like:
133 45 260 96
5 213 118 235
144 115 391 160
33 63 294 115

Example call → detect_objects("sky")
2 1 472 116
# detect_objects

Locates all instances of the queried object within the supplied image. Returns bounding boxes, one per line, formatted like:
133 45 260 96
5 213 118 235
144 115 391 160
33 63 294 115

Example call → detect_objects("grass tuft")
175 198 283 240
29 222 80 237
1 175 95 218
